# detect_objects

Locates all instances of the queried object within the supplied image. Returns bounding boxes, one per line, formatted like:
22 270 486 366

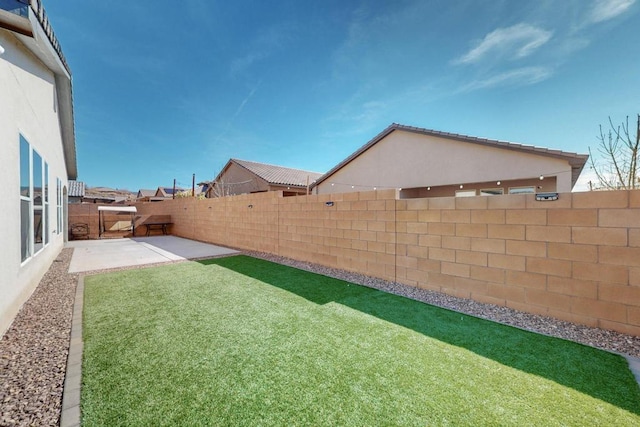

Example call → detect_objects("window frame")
19 135 32 262
19 135 50 264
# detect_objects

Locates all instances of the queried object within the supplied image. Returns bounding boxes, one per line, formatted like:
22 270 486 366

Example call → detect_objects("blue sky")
46 0 639 192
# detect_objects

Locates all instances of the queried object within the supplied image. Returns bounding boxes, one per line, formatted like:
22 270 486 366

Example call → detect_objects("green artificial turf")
82 255 640 426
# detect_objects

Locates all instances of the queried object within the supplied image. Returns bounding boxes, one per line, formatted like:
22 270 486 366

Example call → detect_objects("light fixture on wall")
427 187 431 191
459 184 464 189
535 192 558 201
0 44 5 55
248 204 253 209
539 175 544 180
325 201 334 207
496 181 501 185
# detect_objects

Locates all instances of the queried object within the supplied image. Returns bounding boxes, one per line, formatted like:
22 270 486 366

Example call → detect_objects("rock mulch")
1 249 77 427
2 247 640 426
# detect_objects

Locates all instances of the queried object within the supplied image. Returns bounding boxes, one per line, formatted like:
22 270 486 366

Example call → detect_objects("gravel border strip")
0 249 77 427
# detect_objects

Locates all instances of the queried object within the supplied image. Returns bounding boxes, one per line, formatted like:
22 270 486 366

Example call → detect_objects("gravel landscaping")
1 249 77 427
1 247 639 426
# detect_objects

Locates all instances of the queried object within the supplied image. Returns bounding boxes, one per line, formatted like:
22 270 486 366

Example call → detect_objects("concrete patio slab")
66 236 240 273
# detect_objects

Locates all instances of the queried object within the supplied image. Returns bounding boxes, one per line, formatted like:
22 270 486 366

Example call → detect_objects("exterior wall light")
0 44 4 55
535 192 558 201
248 204 253 208
459 184 464 189
325 201 334 207
496 181 501 185
539 175 544 180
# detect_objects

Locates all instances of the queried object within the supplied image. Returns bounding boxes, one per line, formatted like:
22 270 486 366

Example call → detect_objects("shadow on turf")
199 255 640 415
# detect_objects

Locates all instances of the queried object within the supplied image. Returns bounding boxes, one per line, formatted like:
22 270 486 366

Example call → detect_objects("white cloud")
458 67 553 92
229 24 292 76
588 0 636 23
454 23 553 65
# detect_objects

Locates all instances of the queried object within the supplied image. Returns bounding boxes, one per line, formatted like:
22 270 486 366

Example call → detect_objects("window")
43 162 49 245
19 136 30 262
480 188 504 196
455 189 477 197
33 150 43 253
19 135 49 262
57 178 62 234
508 186 536 194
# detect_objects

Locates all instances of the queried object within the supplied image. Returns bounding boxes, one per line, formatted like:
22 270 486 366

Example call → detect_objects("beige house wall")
130 189 640 336
215 162 270 196
0 29 72 335
315 130 574 195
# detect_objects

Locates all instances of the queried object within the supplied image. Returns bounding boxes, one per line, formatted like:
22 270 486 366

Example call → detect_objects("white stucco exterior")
314 125 587 196
0 9 75 335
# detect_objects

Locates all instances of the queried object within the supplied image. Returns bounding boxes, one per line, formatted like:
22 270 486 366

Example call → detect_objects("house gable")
313 124 588 195
212 159 323 196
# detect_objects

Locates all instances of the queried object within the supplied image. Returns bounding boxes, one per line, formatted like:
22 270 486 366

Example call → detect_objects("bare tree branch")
589 115 640 190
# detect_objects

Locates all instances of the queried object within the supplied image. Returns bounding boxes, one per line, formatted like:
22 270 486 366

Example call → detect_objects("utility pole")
173 179 176 199
192 174 195 197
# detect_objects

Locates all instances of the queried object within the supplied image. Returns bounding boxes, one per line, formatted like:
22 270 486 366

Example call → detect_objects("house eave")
3 4 77 180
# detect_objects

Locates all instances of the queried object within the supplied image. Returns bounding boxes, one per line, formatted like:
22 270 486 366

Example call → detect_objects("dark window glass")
33 151 42 248
20 199 30 262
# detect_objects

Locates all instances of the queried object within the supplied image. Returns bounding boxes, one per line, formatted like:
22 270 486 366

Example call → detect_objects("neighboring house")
155 186 187 200
68 180 85 204
136 189 156 202
212 159 324 197
312 123 589 197
1 1 76 334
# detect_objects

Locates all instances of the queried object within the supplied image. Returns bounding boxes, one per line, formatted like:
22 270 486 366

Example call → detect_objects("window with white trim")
455 189 477 197
19 135 49 262
57 178 62 234
20 136 31 261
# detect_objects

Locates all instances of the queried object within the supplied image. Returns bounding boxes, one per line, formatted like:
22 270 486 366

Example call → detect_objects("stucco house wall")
0 6 76 335
216 161 271 196
213 159 322 197
314 125 587 196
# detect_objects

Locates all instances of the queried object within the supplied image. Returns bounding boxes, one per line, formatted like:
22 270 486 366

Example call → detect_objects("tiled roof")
231 159 324 187
68 180 85 197
137 189 156 197
313 123 589 188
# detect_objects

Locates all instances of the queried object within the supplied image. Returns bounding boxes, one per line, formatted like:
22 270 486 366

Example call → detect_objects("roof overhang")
0 7 32 37
2 5 76 180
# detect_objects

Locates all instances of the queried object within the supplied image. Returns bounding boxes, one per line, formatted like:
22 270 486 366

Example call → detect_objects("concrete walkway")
66 236 240 273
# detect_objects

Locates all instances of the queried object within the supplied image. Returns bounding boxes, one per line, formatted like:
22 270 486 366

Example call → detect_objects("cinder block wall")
67 204 100 239
130 189 640 336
